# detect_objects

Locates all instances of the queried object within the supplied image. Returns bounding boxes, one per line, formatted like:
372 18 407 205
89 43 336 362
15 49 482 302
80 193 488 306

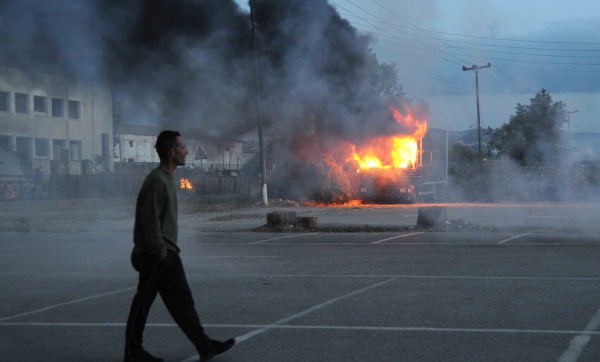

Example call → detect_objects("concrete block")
416 207 446 228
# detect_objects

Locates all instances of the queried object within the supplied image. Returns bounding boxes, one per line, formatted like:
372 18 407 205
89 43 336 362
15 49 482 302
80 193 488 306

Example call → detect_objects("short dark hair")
155 130 181 161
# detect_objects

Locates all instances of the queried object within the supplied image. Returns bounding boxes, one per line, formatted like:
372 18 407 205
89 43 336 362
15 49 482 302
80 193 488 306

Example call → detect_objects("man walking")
124 130 235 362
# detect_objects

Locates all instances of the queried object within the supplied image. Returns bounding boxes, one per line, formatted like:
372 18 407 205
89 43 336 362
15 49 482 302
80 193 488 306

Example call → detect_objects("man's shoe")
200 338 236 361
124 349 164 362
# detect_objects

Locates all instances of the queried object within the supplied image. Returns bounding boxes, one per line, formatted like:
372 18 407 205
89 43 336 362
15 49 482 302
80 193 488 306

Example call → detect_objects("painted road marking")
558 307 600 362
2 322 599 337
0 287 136 322
183 255 277 258
180 278 397 362
182 273 600 282
370 232 425 244
250 232 320 244
497 233 532 244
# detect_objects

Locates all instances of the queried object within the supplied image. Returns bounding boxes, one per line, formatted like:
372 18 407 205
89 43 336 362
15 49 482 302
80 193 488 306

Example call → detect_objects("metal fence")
0 173 262 201
0 176 37 201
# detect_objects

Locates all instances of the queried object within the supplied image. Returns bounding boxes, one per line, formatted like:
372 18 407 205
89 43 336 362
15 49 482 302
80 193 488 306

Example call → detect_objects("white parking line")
0 287 136 322
528 212 553 218
3 322 600 337
183 255 277 258
558 307 600 362
497 233 532 244
180 278 397 362
370 232 424 244
182 273 600 282
250 232 320 244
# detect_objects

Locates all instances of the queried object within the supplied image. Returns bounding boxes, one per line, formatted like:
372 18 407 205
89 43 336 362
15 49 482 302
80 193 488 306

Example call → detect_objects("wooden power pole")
462 63 491 158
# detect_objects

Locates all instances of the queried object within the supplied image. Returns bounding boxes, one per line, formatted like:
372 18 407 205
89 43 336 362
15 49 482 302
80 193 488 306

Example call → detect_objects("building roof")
114 123 162 136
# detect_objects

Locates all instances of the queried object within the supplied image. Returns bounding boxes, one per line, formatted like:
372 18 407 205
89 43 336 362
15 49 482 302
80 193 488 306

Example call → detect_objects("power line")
329 1 479 75
365 0 600 48
488 57 600 66
339 10 600 54
333 0 600 96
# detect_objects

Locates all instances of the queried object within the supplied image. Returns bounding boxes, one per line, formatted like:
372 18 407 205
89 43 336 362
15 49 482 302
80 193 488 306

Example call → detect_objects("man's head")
155 130 187 167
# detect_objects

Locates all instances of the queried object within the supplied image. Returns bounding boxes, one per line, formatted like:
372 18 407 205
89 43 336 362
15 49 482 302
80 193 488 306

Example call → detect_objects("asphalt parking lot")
1 199 600 361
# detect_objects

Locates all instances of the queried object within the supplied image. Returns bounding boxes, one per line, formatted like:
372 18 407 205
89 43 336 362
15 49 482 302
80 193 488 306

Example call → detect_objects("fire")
179 177 193 190
353 105 428 170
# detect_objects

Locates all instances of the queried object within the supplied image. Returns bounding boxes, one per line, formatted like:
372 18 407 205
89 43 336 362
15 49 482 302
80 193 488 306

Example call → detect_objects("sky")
5 0 595 137
235 0 600 132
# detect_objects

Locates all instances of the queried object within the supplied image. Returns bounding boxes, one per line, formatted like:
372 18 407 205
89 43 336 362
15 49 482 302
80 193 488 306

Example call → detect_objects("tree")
448 143 491 201
369 50 404 98
490 89 567 165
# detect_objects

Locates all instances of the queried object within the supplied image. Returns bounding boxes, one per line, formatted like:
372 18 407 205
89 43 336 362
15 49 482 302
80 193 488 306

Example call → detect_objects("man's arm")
136 181 168 262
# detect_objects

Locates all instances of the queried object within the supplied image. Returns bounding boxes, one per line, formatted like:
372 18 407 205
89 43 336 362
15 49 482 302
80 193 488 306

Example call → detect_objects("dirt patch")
0 216 30 232
208 213 265 222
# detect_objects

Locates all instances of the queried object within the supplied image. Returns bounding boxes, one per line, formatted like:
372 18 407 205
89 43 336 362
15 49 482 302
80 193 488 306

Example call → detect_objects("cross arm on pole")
463 63 491 72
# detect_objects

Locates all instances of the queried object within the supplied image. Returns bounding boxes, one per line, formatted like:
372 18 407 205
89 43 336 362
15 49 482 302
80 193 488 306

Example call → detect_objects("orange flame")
179 177 193 190
353 105 428 170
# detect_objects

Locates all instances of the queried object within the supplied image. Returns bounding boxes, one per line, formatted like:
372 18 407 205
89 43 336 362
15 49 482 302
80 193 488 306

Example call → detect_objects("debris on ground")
253 211 318 232
413 218 498 232
208 213 265 222
0 216 30 232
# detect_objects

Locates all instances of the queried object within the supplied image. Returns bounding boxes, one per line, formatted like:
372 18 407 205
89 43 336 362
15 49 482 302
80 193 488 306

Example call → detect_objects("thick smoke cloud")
0 0 411 159
0 0 105 82
102 0 406 150
102 0 258 136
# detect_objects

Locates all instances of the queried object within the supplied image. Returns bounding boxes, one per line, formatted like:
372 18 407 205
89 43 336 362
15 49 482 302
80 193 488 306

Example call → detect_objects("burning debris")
179 177 193 190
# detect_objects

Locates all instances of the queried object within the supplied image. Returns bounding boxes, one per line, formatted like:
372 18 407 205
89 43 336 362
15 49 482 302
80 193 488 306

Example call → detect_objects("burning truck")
352 106 448 203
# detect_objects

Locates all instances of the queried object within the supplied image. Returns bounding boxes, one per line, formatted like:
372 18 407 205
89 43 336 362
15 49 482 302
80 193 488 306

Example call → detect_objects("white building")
114 123 249 174
0 66 113 176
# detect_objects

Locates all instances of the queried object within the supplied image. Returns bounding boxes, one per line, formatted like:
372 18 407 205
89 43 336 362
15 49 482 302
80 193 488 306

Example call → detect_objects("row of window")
0 91 81 119
0 135 81 160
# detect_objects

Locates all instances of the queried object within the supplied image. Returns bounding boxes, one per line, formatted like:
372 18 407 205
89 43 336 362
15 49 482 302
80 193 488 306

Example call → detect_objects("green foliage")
489 89 567 165
369 50 404 98
448 143 491 201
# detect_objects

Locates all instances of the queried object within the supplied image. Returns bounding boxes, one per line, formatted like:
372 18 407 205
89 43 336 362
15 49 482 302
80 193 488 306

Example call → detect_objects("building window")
16 137 32 159
35 138 50 157
68 100 81 119
33 96 48 114
52 98 64 117
53 139 66 160
69 140 82 160
0 136 12 151
0 91 9 112
15 93 28 114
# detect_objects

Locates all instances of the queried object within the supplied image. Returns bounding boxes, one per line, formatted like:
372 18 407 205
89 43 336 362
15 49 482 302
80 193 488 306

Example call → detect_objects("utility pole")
250 0 268 205
462 63 491 158
567 110 578 134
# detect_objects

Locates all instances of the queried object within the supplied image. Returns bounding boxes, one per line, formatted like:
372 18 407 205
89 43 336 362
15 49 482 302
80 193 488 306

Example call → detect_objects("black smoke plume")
0 0 410 160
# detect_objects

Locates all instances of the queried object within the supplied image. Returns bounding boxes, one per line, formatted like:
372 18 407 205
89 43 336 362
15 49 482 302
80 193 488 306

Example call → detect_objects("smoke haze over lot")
0 0 422 154
4 0 600 134
2 0 600 203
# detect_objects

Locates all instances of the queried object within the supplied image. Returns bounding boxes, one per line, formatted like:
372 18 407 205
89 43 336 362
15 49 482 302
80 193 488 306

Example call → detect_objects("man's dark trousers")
125 250 212 354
